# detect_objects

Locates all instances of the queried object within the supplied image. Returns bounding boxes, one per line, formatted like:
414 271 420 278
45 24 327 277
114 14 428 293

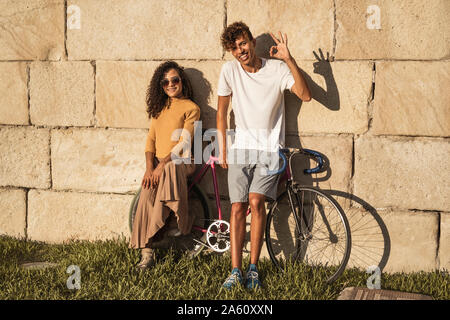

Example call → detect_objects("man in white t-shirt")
217 21 311 290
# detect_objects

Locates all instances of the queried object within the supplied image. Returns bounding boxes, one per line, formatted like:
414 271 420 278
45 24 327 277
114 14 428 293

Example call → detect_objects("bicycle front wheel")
265 186 351 283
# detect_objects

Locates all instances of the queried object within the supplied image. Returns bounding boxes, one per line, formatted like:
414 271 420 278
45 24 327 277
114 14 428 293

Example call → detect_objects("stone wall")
0 0 448 274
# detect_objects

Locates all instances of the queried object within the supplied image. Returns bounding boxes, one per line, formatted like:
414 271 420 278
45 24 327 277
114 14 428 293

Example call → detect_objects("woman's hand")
150 162 165 188
143 151 156 189
142 169 153 189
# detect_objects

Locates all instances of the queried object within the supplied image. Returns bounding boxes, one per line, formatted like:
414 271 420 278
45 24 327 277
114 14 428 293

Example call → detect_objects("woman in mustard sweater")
130 61 200 270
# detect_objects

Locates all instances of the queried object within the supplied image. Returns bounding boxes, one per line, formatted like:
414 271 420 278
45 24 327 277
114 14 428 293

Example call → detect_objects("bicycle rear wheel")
265 186 351 283
128 182 211 255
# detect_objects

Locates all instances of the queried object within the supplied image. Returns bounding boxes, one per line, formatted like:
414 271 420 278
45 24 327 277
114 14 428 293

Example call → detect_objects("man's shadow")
255 33 390 273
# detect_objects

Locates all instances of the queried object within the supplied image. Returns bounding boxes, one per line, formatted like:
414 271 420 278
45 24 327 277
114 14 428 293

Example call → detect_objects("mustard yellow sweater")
145 98 201 158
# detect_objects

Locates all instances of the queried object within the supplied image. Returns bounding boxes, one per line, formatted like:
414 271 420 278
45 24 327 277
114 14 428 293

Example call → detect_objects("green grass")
0 235 448 300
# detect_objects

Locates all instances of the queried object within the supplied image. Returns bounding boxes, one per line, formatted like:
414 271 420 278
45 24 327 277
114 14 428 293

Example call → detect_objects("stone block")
0 62 28 125
354 136 450 211
0 188 26 238
95 60 222 129
337 287 433 300
372 61 450 137
286 61 373 135
0 0 64 60
227 0 334 61
335 0 450 59
0 126 50 188
30 62 94 126
377 209 438 273
28 189 132 243
51 128 147 193
439 212 450 271
345 208 439 273
95 61 157 129
66 0 223 60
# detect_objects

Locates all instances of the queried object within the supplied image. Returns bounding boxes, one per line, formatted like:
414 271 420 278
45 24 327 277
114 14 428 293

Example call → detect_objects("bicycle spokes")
297 191 347 265
266 187 351 283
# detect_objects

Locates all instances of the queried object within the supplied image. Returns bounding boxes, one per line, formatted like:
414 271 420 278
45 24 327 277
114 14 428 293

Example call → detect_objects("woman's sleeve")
144 118 156 153
170 106 200 157
183 106 201 141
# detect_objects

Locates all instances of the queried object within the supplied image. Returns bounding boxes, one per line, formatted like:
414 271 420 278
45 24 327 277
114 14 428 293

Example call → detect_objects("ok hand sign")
269 31 292 62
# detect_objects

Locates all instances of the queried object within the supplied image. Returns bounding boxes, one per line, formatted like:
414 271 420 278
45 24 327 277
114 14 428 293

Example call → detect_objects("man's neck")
240 56 262 73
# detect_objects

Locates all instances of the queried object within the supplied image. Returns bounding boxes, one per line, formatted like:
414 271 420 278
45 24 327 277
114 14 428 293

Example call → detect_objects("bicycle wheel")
265 186 351 283
128 182 211 255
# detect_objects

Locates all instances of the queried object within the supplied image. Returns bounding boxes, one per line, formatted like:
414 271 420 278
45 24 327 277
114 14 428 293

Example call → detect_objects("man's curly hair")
221 21 254 51
145 61 193 119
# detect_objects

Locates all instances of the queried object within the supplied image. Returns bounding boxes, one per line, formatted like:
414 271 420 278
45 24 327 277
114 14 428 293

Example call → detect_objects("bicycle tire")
128 181 211 255
265 186 351 283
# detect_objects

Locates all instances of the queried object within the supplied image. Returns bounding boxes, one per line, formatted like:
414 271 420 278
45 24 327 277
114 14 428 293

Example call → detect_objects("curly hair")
145 61 194 119
221 21 254 51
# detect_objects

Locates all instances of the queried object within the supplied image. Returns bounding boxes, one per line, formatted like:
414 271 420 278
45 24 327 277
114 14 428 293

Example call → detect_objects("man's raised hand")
269 31 292 62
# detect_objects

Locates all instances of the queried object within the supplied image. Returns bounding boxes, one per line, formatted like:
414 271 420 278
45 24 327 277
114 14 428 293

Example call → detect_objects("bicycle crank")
206 220 230 252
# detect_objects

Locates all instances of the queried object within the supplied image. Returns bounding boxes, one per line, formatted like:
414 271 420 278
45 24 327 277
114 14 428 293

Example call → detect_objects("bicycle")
265 148 351 283
129 148 351 283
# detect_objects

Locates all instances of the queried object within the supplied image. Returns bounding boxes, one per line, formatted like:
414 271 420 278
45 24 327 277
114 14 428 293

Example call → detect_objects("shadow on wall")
184 67 214 126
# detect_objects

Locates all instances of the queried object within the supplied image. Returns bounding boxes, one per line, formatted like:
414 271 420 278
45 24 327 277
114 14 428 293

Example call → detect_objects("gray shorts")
227 149 281 204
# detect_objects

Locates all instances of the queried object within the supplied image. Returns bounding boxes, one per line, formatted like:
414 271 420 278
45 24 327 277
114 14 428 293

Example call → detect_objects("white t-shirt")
217 58 295 152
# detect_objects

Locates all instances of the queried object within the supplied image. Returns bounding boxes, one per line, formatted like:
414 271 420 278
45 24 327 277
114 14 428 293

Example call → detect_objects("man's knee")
248 193 265 213
231 202 248 219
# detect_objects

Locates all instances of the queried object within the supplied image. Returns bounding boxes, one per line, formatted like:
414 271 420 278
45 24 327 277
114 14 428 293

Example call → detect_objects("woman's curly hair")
221 21 254 51
145 61 193 119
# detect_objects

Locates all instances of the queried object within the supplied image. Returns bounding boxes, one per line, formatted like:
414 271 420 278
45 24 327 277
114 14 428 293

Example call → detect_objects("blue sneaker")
222 268 243 290
245 264 262 289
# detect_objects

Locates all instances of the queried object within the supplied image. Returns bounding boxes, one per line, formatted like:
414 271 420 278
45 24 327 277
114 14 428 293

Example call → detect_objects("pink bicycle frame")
188 152 292 234
188 155 222 233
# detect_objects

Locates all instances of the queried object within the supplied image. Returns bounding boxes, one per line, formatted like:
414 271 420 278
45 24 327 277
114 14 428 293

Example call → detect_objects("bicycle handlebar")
302 149 323 174
267 148 324 176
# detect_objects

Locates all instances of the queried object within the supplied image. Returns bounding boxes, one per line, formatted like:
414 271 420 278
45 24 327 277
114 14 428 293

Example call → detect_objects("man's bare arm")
217 95 231 169
285 57 311 102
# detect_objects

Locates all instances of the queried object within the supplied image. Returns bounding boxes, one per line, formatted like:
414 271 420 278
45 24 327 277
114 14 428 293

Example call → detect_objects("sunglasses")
160 76 181 87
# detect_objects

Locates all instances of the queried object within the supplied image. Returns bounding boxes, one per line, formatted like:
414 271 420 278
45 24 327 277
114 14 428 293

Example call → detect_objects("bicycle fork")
289 184 338 244
287 184 313 242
